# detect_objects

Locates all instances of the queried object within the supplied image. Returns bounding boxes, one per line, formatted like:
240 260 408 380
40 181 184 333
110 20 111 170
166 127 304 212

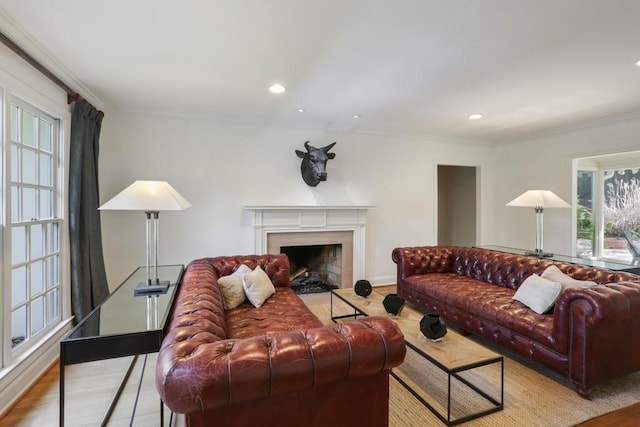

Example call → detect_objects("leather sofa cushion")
404 273 557 350
227 287 324 339
164 255 294 351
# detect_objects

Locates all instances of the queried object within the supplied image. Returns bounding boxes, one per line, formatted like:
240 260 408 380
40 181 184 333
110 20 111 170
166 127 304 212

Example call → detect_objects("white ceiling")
1 0 640 144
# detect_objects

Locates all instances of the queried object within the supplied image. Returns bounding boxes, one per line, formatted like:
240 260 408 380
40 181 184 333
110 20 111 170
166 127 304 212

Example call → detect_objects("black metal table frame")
59 265 183 427
330 291 504 426
392 343 503 426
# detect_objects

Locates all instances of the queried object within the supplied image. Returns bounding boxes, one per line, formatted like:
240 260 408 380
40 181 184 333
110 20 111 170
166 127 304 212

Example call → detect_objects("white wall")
493 116 640 255
99 111 640 287
99 111 495 287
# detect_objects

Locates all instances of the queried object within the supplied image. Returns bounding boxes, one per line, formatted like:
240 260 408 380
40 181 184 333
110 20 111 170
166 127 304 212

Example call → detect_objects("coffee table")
331 288 503 426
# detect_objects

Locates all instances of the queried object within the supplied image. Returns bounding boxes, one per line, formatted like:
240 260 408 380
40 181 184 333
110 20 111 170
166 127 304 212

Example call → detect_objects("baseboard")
372 284 397 291
0 320 72 417
367 274 397 286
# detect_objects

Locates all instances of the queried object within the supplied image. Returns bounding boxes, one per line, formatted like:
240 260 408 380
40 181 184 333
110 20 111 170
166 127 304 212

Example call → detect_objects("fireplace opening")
281 244 342 294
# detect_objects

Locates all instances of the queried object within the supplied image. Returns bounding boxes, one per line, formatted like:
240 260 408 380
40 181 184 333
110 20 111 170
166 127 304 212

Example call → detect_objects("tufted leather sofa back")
393 246 640 291
450 248 533 290
203 254 291 287
449 247 640 290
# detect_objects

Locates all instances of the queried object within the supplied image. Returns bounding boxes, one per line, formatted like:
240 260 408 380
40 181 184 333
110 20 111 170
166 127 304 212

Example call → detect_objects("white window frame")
0 71 72 413
574 151 640 262
6 97 62 361
575 167 598 258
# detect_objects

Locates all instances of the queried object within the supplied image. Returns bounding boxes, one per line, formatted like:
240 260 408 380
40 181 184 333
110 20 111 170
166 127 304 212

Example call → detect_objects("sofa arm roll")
392 246 453 282
556 282 640 323
157 317 406 414
553 282 640 347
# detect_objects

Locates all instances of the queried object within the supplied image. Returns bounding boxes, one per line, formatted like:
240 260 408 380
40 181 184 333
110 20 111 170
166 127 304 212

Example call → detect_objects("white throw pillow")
242 265 276 308
513 274 562 314
217 264 252 310
541 265 597 289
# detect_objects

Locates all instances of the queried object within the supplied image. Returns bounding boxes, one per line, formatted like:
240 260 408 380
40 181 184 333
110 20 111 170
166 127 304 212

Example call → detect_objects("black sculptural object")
420 313 447 342
383 293 405 316
295 141 336 187
354 279 372 297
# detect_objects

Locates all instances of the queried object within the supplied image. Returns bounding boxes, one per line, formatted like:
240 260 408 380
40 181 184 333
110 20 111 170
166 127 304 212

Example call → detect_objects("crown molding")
495 110 640 146
0 10 104 110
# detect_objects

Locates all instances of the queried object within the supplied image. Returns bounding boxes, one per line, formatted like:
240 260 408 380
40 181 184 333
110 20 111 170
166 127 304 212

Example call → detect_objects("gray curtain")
69 99 109 322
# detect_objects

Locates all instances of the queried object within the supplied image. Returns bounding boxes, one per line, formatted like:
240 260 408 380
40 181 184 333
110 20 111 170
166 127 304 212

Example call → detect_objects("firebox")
265 230 354 289
281 244 342 293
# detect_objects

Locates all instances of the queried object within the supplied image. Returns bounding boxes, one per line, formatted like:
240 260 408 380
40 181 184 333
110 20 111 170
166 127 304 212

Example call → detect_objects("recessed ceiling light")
468 114 483 120
635 59 640 67
297 108 305 113
352 114 361 119
268 83 286 94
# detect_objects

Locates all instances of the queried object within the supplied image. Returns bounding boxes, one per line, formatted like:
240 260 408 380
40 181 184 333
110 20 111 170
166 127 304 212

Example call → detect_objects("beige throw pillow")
541 265 597 289
513 274 562 314
243 265 276 308
217 264 252 310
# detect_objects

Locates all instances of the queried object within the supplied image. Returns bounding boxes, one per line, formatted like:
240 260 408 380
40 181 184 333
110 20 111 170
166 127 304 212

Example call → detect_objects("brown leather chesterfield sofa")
392 246 640 397
156 254 406 427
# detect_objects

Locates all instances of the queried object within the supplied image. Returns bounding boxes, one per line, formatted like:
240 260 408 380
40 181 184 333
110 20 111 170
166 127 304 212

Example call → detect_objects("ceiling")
1 0 639 144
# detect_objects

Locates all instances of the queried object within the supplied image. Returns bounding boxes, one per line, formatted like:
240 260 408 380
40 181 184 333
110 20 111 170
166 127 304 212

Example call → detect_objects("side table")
59 265 183 426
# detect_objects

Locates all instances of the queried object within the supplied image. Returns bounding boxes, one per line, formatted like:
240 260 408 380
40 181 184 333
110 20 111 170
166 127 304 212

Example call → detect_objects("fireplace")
282 244 342 293
244 205 372 288
267 230 353 288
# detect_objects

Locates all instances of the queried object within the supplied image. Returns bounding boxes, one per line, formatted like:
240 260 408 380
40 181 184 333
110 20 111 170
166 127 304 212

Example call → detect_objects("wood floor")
574 401 640 427
0 353 179 427
0 286 638 426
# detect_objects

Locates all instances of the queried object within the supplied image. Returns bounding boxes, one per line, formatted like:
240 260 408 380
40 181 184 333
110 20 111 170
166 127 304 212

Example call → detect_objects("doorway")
437 165 478 246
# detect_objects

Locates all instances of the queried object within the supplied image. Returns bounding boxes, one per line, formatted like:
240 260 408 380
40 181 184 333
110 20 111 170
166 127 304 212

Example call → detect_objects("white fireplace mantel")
243 205 373 283
244 205 374 210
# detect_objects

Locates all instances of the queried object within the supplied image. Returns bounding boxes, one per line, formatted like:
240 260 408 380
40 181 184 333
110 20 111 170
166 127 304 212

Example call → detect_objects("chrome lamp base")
526 207 553 258
134 280 170 296
525 250 554 258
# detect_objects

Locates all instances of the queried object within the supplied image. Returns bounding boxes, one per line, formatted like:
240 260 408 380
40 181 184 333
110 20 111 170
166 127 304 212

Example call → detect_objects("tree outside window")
578 167 640 263
603 169 640 262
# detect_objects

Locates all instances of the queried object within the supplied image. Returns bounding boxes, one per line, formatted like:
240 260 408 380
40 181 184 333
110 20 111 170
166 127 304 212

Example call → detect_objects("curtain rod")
0 30 80 104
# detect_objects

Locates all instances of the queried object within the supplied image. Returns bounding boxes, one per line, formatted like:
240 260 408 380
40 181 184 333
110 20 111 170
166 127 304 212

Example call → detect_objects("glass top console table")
59 264 184 426
480 246 640 275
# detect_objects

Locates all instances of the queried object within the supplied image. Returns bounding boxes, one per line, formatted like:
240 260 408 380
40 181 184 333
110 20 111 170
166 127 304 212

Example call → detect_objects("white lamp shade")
99 180 192 211
506 190 571 209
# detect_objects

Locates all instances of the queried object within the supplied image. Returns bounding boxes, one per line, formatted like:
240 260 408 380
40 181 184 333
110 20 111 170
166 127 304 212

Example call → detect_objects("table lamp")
99 180 191 295
506 190 571 257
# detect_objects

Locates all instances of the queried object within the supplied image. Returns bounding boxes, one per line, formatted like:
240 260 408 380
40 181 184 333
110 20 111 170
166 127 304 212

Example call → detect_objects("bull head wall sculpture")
295 141 337 187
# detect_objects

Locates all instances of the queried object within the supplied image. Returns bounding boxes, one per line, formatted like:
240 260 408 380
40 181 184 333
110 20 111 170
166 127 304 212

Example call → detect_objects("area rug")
388 349 640 427
300 292 640 427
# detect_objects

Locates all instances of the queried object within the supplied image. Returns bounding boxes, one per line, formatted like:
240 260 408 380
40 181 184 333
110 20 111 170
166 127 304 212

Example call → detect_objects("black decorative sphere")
383 293 405 315
420 313 447 342
354 280 372 297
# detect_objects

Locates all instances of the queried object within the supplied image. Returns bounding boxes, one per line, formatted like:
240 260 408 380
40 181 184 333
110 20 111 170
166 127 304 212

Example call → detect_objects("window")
575 153 640 263
5 98 62 359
